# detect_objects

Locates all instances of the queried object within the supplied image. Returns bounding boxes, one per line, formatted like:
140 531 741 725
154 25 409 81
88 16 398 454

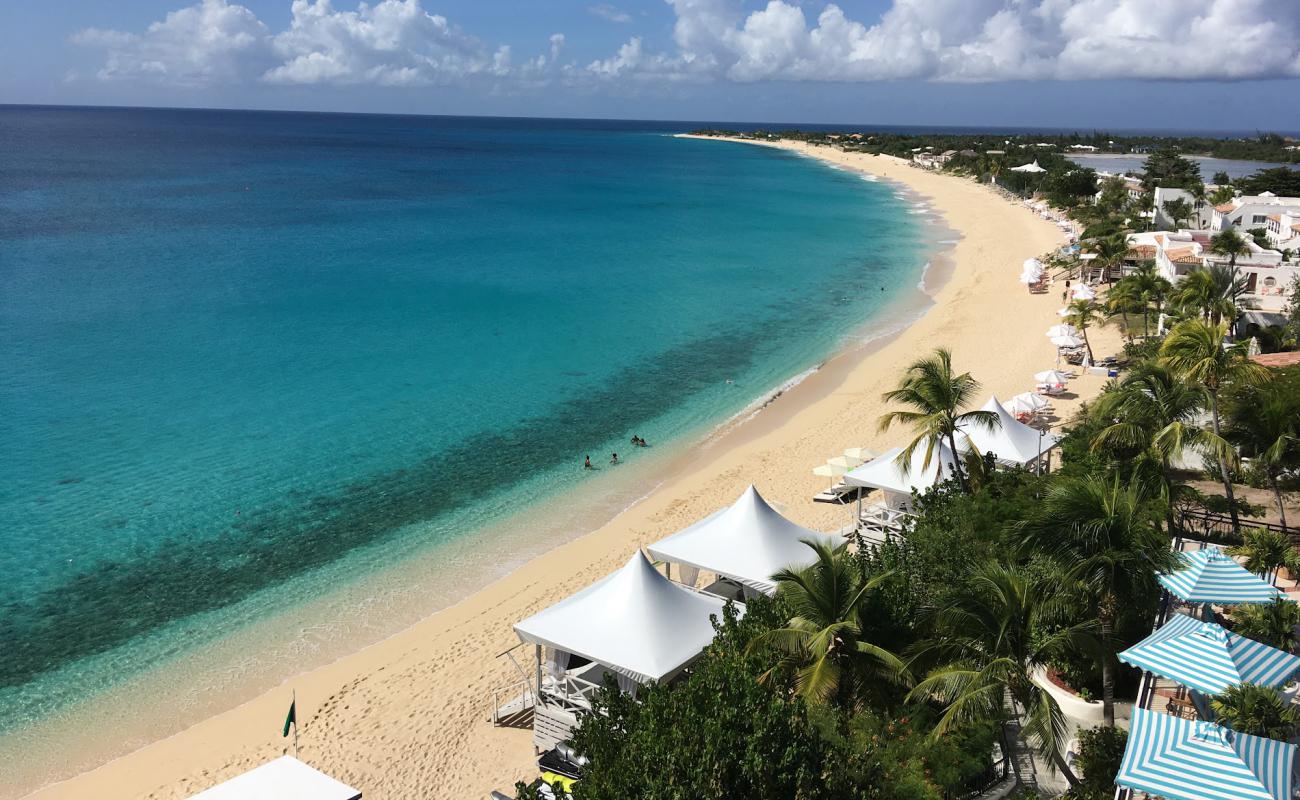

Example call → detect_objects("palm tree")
1225 381 1300 528
1211 228 1252 334
1090 363 1230 535
1230 598 1300 652
908 564 1095 788
878 348 999 493
1162 197 1193 230
1211 683 1300 740
751 539 905 705
1228 529 1298 577
1128 261 1172 336
1105 278 1142 339
1093 234 1129 283
1171 266 1242 325
1017 475 1179 727
1161 320 1271 536
1066 298 1105 364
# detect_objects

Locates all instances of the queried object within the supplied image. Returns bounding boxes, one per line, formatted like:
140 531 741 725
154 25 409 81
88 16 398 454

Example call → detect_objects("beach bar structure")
646 485 836 598
509 551 737 749
188 756 361 800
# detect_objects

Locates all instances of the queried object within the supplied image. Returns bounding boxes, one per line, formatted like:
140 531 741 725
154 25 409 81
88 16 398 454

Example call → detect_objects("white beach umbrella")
1034 369 1071 384
1023 258 1044 273
1072 284 1096 301
1045 324 1079 338
827 455 865 470
1056 307 1072 317
843 447 876 462
813 463 849 479
1051 334 1085 348
1018 271 1042 284
1009 392 1049 413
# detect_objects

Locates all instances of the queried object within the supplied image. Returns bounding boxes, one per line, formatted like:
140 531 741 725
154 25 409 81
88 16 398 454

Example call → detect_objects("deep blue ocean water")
0 107 931 742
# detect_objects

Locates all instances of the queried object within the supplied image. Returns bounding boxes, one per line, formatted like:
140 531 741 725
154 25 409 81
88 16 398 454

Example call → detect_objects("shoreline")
22 137 1122 800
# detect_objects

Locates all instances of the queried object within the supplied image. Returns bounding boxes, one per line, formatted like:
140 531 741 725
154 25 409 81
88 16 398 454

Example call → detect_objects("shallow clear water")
0 108 930 743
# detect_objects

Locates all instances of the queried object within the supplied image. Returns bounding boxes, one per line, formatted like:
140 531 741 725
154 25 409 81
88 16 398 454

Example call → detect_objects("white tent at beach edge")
513 550 735 685
647 485 836 596
844 440 959 498
188 756 361 800
957 396 1060 467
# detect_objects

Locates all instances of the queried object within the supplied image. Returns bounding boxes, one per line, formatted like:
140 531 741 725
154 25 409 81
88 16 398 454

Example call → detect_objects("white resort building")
1126 228 1297 317
1209 192 1300 252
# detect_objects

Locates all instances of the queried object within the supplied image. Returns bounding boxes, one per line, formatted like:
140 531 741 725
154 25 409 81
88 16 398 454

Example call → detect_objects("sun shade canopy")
188 757 361 800
514 551 736 685
1158 549 1288 605
844 440 959 496
647 485 836 595
1118 613 1300 696
1117 708 1294 800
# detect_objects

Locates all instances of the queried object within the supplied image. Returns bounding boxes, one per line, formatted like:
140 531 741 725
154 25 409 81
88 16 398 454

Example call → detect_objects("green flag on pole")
282 697 296 738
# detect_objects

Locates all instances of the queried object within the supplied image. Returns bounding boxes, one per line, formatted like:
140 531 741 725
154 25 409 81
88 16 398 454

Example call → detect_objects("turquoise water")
0 108 931 741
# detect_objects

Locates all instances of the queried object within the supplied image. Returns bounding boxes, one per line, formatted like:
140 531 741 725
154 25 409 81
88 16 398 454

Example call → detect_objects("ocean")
0 107 933 782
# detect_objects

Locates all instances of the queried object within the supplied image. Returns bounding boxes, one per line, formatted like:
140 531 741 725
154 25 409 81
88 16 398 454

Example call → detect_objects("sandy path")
23 138 1123 800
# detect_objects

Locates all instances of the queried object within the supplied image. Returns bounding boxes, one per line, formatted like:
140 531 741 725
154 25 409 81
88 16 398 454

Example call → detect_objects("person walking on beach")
584 455 592 470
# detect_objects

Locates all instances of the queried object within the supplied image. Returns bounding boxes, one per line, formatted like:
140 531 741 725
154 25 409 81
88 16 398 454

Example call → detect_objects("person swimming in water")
584 455 592 469
611 452 619 464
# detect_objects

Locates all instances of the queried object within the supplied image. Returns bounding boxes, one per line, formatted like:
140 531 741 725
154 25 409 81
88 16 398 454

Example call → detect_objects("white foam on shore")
706 363 825 440
917 260 932 292
859 174 878 182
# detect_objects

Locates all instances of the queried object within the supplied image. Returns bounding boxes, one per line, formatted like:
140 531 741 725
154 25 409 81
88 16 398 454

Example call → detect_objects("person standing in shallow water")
611 453 619 464
583 455 592 470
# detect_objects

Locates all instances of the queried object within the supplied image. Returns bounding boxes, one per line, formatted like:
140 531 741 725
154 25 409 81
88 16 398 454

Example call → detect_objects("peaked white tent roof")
957 396 1060 466
646 485 836 595
1011 160 1047 173
189 757 361 800
844 440 959 496
514 551 734 685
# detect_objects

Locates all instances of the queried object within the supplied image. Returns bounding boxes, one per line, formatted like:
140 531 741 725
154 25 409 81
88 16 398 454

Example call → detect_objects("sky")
3 0 1300 131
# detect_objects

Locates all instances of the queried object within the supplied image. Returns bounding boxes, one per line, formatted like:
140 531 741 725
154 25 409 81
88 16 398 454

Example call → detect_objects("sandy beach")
22 137 1123 800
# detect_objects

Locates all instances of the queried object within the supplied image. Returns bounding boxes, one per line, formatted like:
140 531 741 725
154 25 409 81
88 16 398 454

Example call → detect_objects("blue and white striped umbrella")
1158 549 1287 605
1117 707 1295 800
1118 613 1300 696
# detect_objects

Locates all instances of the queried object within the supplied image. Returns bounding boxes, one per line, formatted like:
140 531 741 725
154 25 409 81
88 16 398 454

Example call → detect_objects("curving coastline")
22 135 1124 800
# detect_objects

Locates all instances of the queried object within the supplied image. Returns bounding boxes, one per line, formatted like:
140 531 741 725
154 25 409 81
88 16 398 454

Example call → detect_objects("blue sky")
3 0 1300 131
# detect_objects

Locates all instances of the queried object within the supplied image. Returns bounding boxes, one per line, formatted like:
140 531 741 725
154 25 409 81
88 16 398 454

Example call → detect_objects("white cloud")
72 0 566 88
598 0 1300 84
69 0 1300 90
70 0 271 85
588 4 633 24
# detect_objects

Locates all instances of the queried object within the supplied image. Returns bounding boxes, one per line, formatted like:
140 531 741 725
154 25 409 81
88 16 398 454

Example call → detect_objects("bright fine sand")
23 137 1123 800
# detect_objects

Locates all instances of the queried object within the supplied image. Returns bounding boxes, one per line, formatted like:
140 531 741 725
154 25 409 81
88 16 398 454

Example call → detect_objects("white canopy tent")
188 757 361 800
957 396 1060 467
844 440 959 503
514 551 734 686
1010 160 1047 173
647 485 836 596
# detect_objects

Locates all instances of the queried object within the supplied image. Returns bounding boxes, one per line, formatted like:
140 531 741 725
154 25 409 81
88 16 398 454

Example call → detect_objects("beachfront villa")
1126 228 1298 314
